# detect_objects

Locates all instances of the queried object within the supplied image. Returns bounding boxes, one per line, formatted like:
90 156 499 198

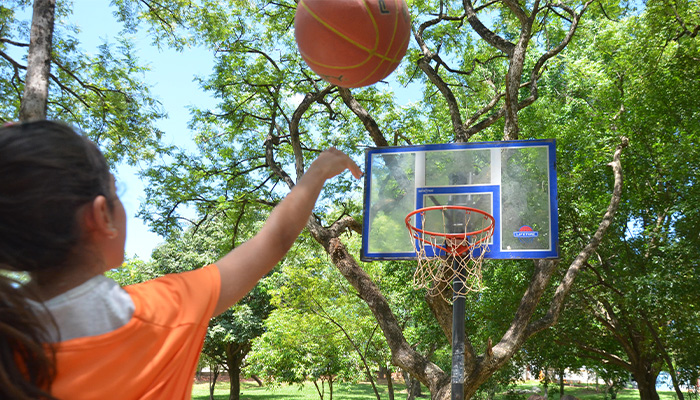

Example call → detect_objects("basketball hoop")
405 205 495 302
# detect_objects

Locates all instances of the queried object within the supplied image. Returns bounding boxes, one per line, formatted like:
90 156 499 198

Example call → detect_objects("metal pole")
451 256 465 400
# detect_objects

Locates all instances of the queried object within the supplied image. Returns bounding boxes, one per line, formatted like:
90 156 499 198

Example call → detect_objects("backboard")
361 139 559 260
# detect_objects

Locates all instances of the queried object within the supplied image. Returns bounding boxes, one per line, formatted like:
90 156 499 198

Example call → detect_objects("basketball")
294 0 411 88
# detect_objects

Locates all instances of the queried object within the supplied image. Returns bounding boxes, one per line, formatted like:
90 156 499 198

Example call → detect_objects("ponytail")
0 275 57 399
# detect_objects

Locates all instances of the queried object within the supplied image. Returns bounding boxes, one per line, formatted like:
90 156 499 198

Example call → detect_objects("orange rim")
405 205 495 256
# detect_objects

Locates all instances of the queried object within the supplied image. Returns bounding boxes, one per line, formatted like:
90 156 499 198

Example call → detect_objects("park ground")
192 380 681 400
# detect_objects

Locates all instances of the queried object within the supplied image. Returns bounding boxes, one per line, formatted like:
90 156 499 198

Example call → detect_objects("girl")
0 120 362 399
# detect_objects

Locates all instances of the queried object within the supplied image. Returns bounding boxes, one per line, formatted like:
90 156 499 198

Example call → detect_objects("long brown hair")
0 275 57 399
0 120 114 399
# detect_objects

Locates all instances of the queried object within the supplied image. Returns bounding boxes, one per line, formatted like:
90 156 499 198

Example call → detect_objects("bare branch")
557 337 632 369
416 57 468 141
582 261 625 297
264 130 295 188
530 1 594 82
0 38 30 47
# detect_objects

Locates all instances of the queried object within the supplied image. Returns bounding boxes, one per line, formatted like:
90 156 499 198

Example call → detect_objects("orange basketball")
294 0 411 88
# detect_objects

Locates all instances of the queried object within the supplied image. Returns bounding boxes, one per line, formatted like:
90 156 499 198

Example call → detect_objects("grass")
192 380 408 400
502 382 679 400
192 380 680 400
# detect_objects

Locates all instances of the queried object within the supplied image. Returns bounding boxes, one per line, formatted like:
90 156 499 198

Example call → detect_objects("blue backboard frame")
361 139 559 261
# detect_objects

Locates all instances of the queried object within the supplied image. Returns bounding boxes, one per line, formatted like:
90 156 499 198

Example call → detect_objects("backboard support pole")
451 256 466 400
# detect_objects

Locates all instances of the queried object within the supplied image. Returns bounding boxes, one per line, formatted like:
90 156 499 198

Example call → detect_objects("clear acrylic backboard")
361 139 559 260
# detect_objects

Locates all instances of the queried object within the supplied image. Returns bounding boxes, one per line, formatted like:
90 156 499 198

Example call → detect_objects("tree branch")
416 57 469 141
526 136 629 336
462 0 515 56
558 337 632 369
328 215 362 237
290 85 335 180
337 87 390 147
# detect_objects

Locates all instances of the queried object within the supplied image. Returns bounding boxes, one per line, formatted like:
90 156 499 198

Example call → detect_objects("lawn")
192 380 680 400
504 382 679 400
192 380 408 400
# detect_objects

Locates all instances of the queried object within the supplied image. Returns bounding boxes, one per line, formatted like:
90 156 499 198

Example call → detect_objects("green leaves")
1 2 166 165
528 1 700 391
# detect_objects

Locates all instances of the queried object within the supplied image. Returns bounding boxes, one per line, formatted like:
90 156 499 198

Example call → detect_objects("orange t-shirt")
50 265 221 400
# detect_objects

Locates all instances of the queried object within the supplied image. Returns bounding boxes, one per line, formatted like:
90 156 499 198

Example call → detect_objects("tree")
246 309 362 400
204 287 272 400
1 0 165 164
122 1 629 399
151 215 274 400
524 2 700 400
254 234 394 400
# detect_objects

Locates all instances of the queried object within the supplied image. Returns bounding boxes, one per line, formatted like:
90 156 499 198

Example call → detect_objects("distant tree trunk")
209 363 221 400
403 370 424 400
225 342 251 400
559 369 565 397
251 375 263 387
387 366 395 400
20 0 56 121
228 358 241 400
313 379 325 400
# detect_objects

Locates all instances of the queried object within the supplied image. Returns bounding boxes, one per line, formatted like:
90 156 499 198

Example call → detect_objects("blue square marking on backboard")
414 186 500 259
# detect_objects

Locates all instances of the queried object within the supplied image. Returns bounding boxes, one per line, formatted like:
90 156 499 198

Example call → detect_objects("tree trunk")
209 364 220 400
225 342 251 400
559 369 565 397
403 370 423 400
387 366 395 400
313 379 325 400
20 0 56 122
632 369 661 400
251 375 263 387
644 317 685 400
228 358 241 400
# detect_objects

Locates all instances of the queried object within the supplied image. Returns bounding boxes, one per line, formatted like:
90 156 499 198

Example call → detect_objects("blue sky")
69 0 216 259
64 0 421 260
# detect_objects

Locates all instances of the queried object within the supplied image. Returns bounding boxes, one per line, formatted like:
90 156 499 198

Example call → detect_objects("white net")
407 206 494 303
